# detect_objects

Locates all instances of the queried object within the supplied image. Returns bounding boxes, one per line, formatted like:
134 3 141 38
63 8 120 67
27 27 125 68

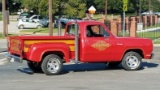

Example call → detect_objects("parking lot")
0 47 159 90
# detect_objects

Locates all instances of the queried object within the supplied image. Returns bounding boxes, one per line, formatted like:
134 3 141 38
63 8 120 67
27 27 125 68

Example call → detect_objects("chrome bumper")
5 53 23 63
150 53 154 59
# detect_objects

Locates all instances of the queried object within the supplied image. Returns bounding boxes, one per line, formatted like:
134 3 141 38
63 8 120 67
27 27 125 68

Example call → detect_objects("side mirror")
104 34 109 39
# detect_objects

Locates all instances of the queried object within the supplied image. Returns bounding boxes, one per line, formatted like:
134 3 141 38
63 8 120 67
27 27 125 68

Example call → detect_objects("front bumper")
150 53 154 59
5 53 23 63
145 53 154 59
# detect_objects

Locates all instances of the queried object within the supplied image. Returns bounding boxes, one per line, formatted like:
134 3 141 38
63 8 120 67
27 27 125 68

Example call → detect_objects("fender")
121 47 144 60
26 43 71 62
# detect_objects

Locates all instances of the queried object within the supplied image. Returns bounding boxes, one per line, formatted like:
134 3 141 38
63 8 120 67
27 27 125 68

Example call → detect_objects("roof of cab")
67 20 103 24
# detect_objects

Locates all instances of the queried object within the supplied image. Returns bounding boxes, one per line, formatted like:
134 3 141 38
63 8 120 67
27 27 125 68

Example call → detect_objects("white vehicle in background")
155 12 160 17
18 19 43 29
29 15 43 22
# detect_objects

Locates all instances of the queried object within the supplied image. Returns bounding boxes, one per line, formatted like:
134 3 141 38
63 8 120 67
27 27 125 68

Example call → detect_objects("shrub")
104 19 110 29
0 14 2 21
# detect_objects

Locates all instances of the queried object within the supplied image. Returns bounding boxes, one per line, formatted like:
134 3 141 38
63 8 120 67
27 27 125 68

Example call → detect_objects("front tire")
18 25 24 29
122 51 142 70
41 54 63 75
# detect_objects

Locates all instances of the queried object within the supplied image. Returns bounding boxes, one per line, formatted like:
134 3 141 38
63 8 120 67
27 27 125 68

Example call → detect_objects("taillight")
18 43 22 51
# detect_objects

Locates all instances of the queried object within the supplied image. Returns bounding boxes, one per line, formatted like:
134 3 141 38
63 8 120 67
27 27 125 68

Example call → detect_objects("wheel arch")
42 51 65 63
123 49 144 59
18 24 24 29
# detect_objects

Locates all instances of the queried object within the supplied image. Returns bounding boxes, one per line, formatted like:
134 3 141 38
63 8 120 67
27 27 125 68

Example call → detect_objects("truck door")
82 24 119 62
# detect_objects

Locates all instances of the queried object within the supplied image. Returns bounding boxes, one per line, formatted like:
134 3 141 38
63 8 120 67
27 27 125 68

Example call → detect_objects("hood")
115 37 153 47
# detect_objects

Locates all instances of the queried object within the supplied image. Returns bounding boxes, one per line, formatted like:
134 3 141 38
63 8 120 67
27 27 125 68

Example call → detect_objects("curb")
153 44 160 47
18 32 48 35
0 52 7 55
137 27 160 32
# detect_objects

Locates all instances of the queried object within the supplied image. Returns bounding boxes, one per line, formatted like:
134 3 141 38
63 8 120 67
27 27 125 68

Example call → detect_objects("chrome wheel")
122 52 142 70
125 55 140 69
41 54 63 75
47 58 61 73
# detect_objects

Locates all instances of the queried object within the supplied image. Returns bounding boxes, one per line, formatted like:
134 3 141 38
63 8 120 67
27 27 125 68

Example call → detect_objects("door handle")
117 43 123 46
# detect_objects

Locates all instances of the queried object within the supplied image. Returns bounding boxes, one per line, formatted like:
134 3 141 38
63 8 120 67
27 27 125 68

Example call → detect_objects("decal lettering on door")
92 40 111 51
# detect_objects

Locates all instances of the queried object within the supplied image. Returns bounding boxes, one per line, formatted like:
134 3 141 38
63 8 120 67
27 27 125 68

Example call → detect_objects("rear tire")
41 54 63 75
18 25 24 29
108 62 121 68
122 51 142 70
37 25 42 29
27 61 42 72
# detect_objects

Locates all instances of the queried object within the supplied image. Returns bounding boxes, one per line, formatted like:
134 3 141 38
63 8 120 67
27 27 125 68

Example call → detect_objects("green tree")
20 0 86 18
150 0 160 12
92 0 123 13
63 0 86 18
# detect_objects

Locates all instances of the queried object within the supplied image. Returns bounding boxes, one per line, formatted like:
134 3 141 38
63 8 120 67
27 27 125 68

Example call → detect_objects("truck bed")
8 35 75 56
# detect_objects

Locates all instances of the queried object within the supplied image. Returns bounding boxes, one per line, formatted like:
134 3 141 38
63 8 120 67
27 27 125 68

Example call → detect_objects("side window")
67 24 79 35
33 16 37 19
86 25 110 37
39 16 43 19
100 25 110 36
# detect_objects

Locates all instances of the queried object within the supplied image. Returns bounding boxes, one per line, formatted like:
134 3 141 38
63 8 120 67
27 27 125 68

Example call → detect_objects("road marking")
0 52 7 55
0 58 10 65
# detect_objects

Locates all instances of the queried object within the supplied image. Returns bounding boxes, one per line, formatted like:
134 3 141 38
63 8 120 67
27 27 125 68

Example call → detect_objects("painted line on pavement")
0 58 10 65
0 52 7 55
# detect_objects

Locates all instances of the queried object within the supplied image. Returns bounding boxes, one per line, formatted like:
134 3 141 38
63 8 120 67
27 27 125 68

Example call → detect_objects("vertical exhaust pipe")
75 21 79 63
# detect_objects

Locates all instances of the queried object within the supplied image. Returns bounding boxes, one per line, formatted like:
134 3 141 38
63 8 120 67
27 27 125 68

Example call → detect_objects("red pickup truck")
6 21 153 75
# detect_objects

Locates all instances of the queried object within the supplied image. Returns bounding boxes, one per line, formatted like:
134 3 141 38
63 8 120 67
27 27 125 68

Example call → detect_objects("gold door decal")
92 40 111 51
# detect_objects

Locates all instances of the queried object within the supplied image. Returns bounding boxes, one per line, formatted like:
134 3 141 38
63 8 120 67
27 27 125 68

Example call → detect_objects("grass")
93 14 121 19
0 33 17 39
0 33 3 38
153 39 160 44
119 31 160 40
19 28 65 34
0 14 2 21
137 32 160 40
144 24 160 29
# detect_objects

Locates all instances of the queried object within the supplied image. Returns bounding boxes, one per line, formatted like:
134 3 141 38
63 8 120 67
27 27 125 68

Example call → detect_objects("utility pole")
139 0 142 22
105 0 108 19
149 0 151 15
49 0 53 36
2 0 7 37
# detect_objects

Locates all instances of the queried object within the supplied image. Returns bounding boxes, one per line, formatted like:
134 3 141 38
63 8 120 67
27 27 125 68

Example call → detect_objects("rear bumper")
5 53 23 63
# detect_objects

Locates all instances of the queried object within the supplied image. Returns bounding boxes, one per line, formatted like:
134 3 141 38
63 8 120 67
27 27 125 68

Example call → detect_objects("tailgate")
8 36 23 56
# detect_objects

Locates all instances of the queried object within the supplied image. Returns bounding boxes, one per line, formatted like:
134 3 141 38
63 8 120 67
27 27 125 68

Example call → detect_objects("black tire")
41 54 63 75
37 25 42 29
108 62 121 68
122 51 142 70
19 25 24 29
27 61 42 72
